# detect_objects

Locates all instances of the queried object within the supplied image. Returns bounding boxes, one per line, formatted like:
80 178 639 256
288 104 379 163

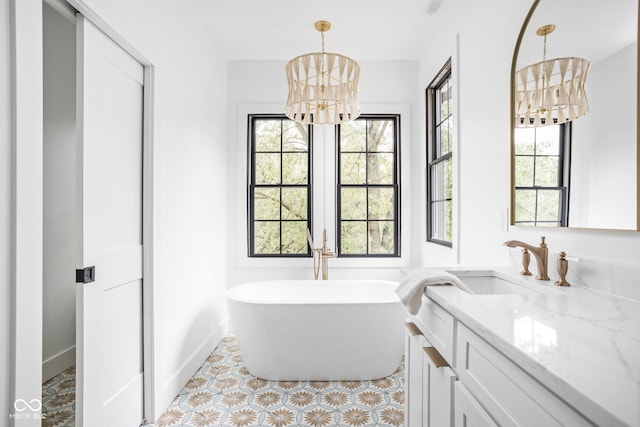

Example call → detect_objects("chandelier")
515 24 590 127
285 20 360 125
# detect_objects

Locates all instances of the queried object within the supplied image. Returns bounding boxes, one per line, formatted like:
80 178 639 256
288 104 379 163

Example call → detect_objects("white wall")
571 42 637 229
226 60 419 288
418 0 640 273
1 0 11 420
42 2 76 382
417 0 526 267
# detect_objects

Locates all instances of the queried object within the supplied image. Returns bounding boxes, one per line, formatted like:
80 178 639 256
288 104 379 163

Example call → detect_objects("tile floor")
42 364 76 427
153 335 405 427
41 334 405 427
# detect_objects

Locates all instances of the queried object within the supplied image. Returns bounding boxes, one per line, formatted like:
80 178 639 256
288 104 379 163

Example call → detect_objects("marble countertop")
423 268 640 427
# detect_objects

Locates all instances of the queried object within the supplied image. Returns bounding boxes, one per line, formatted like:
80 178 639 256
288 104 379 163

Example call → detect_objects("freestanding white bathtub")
227 280 405 381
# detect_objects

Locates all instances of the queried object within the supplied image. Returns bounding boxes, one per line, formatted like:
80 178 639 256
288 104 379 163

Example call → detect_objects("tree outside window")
337 115 400 256
248 115 312 256
514 124 569 226
248 114 401 258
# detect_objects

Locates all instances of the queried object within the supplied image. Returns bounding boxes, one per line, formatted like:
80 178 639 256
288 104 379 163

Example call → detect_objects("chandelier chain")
320 28 326 104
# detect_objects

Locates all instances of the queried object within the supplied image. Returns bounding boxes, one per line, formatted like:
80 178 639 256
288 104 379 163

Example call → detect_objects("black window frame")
427 59 453 247
336 114 401 257
247 114 313 257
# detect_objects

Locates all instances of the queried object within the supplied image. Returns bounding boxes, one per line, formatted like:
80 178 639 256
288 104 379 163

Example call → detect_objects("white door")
75 15 145 427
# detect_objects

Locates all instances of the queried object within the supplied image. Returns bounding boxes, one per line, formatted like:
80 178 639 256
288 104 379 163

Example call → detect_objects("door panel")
76 14 144 427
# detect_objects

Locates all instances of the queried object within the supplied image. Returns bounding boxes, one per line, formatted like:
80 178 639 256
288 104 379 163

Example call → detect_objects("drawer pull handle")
404 322 423 337
424 346 449 368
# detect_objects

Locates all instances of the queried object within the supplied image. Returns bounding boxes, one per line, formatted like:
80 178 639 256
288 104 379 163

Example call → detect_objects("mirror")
511 0 639 230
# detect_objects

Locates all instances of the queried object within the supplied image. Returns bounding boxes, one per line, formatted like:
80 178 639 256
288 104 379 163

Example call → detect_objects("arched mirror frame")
510 0 640 231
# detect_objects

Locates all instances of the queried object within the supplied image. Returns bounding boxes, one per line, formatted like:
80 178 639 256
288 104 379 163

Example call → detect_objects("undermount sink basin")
448 270 559 296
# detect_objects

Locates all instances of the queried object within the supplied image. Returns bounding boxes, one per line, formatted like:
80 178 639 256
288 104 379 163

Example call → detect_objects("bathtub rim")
226 279 401 305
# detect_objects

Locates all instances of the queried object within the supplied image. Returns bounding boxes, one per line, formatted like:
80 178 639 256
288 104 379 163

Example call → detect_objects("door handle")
404 321 423 337
76 266 95 283
423 346 449 368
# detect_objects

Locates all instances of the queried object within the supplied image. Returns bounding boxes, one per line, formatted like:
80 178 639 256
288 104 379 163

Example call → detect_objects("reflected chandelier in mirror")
510 0 639 231
515 24 590 128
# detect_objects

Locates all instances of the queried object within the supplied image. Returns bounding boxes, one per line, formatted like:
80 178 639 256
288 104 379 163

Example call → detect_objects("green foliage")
338 118 397 255
251 116 398 256
536 190 561 221
252 118 309 255
340 153 366 184
340 222 367 254
341 188 367 220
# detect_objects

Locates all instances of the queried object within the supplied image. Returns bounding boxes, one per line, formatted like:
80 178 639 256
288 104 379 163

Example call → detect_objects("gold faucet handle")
520 248 532 276
306 228 315 249
555 251 571 287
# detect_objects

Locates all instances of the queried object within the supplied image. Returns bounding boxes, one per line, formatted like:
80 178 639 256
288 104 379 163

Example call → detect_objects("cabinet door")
456 323 591 427
423 346 455 426
422 348 456 427
405 325 426 427
406 321 455 427
454 382 498 427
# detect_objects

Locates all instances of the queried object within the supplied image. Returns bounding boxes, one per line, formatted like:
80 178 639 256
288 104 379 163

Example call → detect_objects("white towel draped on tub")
395 268 471 314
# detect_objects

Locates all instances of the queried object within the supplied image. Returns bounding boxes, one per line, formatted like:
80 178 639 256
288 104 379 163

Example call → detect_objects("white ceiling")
127 0 636 64
192 0 441 61
517 0 637 67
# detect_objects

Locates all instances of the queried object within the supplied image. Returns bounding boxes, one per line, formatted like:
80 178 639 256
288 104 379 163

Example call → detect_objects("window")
513 124 569 226
427 60 453 246
248 115 312 256
337 115 400 256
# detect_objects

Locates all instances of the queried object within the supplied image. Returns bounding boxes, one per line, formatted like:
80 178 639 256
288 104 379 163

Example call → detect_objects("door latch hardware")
76 266 95 284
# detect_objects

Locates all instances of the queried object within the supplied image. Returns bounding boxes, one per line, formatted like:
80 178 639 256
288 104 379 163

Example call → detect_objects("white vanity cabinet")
404 321 455 427
405 294 596 427
454 381 498 427
455 323 593 427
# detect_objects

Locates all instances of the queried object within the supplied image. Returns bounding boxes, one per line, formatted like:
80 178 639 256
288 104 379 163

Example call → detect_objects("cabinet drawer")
413 296 455 364
456 323 592 427
454 381 498 427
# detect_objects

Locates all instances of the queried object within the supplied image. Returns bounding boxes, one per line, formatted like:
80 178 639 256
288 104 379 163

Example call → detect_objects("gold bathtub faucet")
307 228 337 280
503 236 550 281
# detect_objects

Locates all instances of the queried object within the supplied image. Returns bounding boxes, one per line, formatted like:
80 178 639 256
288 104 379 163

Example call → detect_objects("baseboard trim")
155 321 227 419
42 345 76 382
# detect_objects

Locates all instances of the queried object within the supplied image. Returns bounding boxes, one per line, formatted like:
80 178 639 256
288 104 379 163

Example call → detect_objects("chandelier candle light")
285 20 360 125
515 24 590 127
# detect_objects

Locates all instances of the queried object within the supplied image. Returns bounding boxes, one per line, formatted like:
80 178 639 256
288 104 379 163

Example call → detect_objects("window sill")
239 255 409 269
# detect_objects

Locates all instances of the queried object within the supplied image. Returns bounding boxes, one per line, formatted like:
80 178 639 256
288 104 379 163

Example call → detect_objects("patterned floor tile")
42 365 76 427
153 335 405 427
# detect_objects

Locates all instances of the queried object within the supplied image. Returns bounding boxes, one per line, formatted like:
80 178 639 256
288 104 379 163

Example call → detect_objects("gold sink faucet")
503 236 549 281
